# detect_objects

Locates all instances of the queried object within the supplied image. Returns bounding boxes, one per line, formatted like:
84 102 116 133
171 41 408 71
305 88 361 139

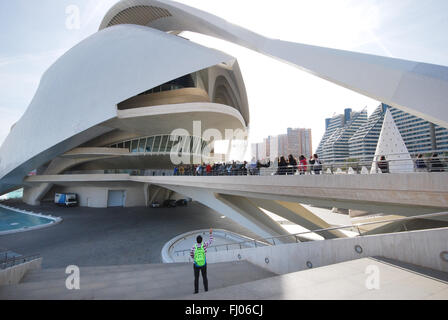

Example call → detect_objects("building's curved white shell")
0 24 239 192
101 0 448 129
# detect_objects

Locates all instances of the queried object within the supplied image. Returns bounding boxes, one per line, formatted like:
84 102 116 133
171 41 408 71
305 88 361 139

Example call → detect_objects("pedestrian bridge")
24 172 448 241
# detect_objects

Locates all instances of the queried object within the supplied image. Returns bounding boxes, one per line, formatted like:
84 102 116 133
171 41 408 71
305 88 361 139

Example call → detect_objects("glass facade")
108 134 209 155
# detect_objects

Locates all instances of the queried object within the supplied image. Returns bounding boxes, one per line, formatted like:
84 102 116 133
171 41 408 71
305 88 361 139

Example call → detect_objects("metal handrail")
173 211 448 255
0 253 41 270
168 154 448 176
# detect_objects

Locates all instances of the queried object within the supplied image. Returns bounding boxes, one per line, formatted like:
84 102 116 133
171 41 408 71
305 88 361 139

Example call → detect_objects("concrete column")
156 184 292 241
252 199 346 239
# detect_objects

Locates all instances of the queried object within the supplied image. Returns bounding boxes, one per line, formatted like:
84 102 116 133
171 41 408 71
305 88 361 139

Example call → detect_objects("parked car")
175 199 188 206
54 193 78 207
150 201 161 208
163 199 177 208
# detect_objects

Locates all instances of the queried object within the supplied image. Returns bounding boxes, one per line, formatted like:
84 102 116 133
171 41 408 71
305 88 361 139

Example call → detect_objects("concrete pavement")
0 200 262 268
0 261 276 300
180 258 448 300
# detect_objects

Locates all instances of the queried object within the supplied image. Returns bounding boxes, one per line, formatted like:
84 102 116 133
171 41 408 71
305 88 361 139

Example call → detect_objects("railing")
173 211 448 257
168 154 448 176
62 152 448 177
0 253 41 270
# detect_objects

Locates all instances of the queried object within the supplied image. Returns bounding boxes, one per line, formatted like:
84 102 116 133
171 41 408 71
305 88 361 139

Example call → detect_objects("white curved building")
0 22 249 205
1 0 447 209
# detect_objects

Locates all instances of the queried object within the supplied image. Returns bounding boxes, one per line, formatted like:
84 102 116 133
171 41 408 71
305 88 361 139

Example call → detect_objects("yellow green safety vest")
194 243 206 266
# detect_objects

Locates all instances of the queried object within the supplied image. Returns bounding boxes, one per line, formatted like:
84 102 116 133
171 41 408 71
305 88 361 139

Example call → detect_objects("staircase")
179 258 448 300
0 261 276 300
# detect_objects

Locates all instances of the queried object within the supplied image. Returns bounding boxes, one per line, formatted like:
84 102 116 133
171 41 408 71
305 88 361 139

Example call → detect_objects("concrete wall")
176 227 448 275
0 258 42 286
54 185 147 208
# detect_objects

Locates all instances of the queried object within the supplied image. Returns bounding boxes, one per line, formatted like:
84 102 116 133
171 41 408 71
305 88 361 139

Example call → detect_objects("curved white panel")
100 0 448 129
0 24 234 192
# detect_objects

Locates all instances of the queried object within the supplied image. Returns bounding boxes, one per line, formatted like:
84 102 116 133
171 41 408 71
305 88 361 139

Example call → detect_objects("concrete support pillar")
252 199 346 239
156 184 292 241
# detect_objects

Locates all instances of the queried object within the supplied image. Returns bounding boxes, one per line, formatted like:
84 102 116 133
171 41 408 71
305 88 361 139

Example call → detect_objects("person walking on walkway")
190 228 214 294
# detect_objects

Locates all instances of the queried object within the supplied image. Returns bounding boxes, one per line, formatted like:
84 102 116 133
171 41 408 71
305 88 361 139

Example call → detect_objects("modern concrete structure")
370 109 414 174
1 0 448 241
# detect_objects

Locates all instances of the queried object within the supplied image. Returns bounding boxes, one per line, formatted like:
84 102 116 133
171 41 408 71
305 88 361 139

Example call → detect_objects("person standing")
288 154 297 175
298 155 308 175
310 154 322 174
415 154 427 172
377 155 389 173
190 228 214 294
430 153 444 172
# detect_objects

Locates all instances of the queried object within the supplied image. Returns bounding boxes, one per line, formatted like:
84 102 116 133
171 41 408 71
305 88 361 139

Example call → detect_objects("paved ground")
181 258 448 300
0 199 262 268
0 261 276 300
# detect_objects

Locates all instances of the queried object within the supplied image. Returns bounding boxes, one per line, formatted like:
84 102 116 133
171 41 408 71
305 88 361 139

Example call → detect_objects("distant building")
250 143 259 160
277 134 288 159
316 108 368 162
253 129 312 161
264 137 271 159
317 104 448 163
349 103 448 160
287 128 312 158
349 104 387 160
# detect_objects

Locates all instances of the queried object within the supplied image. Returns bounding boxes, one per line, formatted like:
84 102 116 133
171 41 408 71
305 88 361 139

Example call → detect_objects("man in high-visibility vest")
190 228 213 294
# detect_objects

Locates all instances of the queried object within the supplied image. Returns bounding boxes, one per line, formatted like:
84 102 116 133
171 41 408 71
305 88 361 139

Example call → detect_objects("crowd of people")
173 160 270 176
172 152 446 176
377 152 445 173
172 153 323 176
275 154 322 175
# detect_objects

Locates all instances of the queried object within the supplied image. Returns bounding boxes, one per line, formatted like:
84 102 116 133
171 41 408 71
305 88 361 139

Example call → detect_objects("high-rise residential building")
315 114 344 157
277 134 288 159
349 103 448 160
264 137 271 158
250 143 259 160
316 108 368 161
286 128 313 157
252 129 312 161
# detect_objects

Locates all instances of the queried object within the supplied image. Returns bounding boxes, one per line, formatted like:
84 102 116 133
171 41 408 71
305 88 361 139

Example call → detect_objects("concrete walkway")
0 261 275 300
0 200 263 268
180 258 448 300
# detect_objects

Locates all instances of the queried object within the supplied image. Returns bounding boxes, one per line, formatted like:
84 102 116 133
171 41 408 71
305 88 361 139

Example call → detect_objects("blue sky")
0 0 447 151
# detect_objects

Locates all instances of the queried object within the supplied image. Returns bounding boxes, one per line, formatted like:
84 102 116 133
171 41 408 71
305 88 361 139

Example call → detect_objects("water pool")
0 206 58 233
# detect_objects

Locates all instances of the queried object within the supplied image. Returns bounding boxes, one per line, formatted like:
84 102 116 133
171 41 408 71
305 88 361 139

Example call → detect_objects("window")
160 136 169 152
153 136 162 152
138 138 146 153
131 140 139 152
146 137 154 152
124 141 131 151
166 136 175 152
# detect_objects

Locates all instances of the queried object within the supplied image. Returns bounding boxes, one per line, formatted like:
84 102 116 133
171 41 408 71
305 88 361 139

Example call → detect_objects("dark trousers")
194 264 208 293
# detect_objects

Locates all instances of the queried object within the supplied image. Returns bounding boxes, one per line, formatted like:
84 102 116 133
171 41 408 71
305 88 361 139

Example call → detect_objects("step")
0 261 276 300
179 258 448 300
21 263 190 283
